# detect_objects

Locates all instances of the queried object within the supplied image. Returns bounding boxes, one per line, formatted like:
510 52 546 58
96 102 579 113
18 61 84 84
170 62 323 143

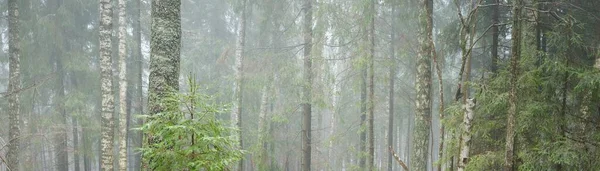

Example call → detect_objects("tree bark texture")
7 0 21 170
147 0 181 168
505 0 522 170
411 0 433 170
99 0 115 170
117 0 128 169
458 99 475 171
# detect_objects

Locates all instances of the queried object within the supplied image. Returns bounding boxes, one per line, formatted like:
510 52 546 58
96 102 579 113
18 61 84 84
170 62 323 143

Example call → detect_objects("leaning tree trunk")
147 0 181 168
504 0 522 170
7 0 21 170
301 0 313 170
411 0 433 170
232 0 247 170
117 0 128 170
99 0 115 170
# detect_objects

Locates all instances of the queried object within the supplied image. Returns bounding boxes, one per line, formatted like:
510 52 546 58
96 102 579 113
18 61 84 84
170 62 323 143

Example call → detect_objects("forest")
1 0 600 170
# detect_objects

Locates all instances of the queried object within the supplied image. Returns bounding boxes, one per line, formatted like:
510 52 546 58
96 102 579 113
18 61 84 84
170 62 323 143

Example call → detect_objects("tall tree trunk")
387 2 396 171
232 0 247 170
117 0 128 169
411 0 433 170
367 0 376 170
133 0 144 170
147 0 181 168
360 58 367 169
7 0 21 170
301 0 313 170
99 0 115 170
504 0 522 170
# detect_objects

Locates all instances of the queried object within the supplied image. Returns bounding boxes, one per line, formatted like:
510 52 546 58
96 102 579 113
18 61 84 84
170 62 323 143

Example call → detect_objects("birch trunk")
458 99 475 171
231 0 247 170
257 83 270 170
301 0 313 170
7 0 21 170
99 0 115 170
411 0 433 170
117 0 128 169
505 0 522 169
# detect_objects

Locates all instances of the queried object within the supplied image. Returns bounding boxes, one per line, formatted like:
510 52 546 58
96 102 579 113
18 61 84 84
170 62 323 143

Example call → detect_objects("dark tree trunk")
301 0 313 170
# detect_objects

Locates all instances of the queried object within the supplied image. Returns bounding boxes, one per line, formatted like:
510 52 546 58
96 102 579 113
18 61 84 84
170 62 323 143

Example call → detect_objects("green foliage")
139 79 243 170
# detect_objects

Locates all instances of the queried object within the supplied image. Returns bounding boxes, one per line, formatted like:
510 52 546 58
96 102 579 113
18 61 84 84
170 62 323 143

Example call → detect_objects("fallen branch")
389 146 409 171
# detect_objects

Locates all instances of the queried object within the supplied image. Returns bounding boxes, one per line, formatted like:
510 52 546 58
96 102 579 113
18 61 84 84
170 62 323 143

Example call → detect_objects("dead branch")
389 146 409 171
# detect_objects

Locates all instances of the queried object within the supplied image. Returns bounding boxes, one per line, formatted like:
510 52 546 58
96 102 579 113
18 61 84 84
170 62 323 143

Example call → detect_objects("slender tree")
99 0 115 170
133 0 144 170
301 0 313 170
231 0 248 170
7 0 21 170
505 0 522 170
411 0 433 170
117 0 128 169
367 0 376 170
388 2 396 171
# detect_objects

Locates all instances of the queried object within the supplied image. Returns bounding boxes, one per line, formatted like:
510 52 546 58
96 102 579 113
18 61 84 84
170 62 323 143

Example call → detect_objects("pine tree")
504 0 522 170
232 0 247 170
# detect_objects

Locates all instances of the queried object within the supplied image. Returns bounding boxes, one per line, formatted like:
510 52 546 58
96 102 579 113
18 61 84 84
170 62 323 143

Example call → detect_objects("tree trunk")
117 0 128 169
457 99 475 171
99 0 115 170
54 41 69 171
302 0 313 170
257 82 271 170
72 116 80 171
504 0 522 170
232 0 247 170
7 0 21 170
147 0 181 168
388 2 396 171
368 0 376 170
411 0 433 170
133 0 144 170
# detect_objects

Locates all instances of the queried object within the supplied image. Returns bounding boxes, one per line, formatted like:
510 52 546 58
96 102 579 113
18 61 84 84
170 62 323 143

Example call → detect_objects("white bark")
117 0 128 170
458 98 475 171
99 0 115 170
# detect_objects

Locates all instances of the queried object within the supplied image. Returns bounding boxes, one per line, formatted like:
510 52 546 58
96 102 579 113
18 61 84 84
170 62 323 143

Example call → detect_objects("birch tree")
117 0 128 169
99 0 115 170
231 0 247 170
411 0 433 170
